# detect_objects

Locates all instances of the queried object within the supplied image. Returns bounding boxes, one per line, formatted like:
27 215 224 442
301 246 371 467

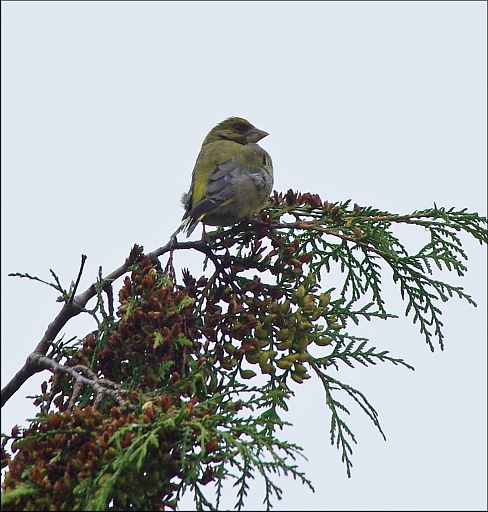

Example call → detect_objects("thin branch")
68 254 87 305
272 220 387 257
32 356 130 410
1 237 218 408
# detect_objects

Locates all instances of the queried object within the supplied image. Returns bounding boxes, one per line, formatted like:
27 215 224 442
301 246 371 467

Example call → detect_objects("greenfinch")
172 117 273 238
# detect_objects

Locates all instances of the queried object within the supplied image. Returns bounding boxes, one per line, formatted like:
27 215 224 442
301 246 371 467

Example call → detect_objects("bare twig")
68 255 87 305
32 356 130 410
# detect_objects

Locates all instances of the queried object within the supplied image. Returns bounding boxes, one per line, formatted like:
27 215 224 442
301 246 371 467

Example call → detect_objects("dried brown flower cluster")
2 257 222 510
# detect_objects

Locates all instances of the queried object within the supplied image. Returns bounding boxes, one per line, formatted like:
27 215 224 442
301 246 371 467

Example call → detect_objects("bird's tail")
170 216 200 240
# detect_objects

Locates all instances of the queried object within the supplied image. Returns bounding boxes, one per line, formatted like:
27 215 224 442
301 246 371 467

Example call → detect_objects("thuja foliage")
2 190 486 511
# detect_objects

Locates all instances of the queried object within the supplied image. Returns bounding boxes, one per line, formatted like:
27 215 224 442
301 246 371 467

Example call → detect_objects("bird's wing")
189 145 272 218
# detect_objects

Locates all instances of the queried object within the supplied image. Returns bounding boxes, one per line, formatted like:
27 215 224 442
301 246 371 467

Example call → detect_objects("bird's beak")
247 127 269 143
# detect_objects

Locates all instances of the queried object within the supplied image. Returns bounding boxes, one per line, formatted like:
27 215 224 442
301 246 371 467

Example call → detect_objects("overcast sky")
1 2 487 510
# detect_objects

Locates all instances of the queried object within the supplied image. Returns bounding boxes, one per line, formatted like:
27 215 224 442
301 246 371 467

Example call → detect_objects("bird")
172 117 273 238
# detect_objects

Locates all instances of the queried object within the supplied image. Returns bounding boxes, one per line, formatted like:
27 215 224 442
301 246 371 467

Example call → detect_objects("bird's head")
203 117 269 145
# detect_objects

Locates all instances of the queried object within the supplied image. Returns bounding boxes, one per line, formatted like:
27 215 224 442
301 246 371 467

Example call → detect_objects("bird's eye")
233 122 248 133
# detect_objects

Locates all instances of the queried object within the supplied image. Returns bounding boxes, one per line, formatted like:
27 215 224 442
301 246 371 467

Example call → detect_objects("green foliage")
2 190 486 510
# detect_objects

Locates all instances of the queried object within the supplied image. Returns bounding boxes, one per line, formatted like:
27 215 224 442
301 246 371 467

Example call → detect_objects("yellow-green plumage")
173 117 273 238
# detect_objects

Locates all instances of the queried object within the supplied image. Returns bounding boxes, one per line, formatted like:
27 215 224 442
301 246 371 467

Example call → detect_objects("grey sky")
2 2 487 510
